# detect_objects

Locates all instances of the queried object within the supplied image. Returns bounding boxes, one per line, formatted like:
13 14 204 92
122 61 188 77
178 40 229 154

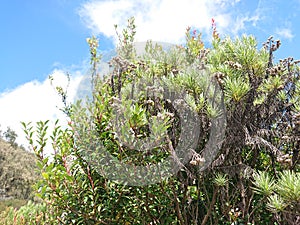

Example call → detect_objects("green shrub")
22 17 300 224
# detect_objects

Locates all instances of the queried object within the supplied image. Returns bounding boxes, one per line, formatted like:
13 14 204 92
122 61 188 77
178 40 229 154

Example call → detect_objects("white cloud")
0 70 83 151
230 14 260 35
78 0 249 44
212 0 241 8
276 28 294 40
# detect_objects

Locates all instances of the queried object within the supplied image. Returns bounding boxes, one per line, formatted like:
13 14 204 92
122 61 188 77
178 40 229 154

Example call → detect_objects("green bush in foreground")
18 17 300 224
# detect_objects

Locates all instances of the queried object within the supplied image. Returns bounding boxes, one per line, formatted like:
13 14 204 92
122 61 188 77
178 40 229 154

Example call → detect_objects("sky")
0 0 300 149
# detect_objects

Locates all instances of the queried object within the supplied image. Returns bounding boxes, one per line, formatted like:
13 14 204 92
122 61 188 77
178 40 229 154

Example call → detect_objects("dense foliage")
0 201 47 225
8 18 300 224
0 138 39 201
0 135 41 224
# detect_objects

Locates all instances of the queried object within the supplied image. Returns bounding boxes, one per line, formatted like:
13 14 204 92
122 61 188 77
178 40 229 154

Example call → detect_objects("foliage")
0 201 47 225
0 138 39 201
22 18 300 224
253 170 300 224
0 137 42 222
0 126 18 148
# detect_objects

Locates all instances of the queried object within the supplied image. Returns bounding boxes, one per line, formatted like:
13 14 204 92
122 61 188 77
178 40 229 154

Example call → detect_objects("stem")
201 186 218 225
172 184 186 225
87 166 95 191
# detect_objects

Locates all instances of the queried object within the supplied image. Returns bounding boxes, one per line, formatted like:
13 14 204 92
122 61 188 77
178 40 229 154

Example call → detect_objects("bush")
22 17 300 224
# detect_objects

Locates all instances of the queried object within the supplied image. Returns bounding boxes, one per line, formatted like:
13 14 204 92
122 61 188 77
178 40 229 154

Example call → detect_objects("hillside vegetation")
0 138 39 209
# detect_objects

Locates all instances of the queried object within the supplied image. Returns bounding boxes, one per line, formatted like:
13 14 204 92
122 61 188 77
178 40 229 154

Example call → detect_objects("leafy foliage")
19 18 300 224
253 170 300 224
0 201 47 225
0 138 39 201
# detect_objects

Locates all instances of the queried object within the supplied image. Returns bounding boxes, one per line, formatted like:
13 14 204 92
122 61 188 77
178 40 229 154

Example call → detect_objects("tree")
22 18 299 224
3 126 18 148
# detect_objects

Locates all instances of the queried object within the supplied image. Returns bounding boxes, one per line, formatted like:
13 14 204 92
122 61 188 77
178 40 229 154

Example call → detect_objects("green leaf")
252 171 275 196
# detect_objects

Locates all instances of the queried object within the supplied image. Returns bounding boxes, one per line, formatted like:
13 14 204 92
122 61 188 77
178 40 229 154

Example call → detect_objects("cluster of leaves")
253 170 300 224
17 17 300 224
0 201 47 225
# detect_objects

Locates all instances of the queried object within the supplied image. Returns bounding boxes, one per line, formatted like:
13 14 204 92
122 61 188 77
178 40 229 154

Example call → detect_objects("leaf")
252 171 275 196
41 172 49 180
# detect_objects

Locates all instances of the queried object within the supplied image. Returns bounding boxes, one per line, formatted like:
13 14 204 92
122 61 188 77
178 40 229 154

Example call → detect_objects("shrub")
22 17 300 224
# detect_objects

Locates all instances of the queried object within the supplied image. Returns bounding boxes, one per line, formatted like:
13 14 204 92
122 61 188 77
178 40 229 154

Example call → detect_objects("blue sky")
0 0 299 147
0 0 113 92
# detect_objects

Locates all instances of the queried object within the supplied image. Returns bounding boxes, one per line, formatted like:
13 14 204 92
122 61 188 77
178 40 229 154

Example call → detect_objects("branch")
172 184 186 225
166 135 195 179
244 127 283 157
201 187 218 225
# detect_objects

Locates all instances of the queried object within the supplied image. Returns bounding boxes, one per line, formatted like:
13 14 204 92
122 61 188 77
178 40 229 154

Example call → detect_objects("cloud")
0 70 83 151
276 27 294 40
229 14 260 35
78 0 254 44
